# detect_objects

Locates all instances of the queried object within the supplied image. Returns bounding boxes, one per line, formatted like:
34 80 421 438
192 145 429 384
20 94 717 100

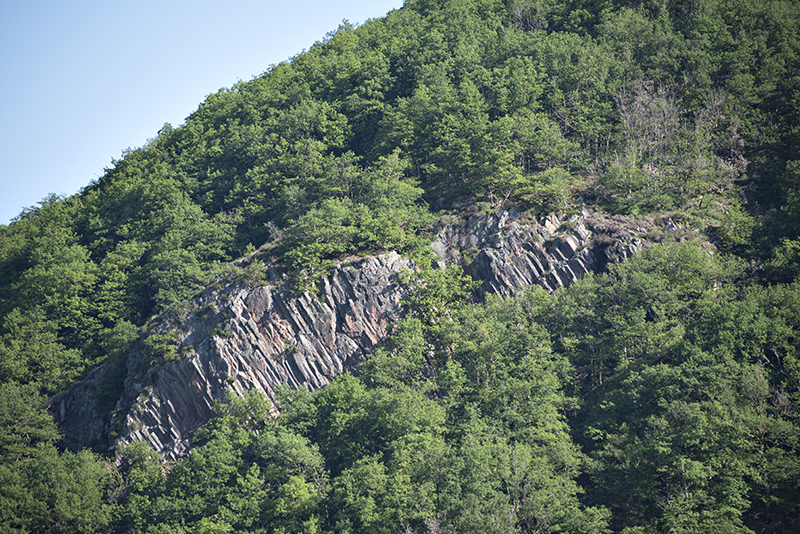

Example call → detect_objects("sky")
0 0 405 225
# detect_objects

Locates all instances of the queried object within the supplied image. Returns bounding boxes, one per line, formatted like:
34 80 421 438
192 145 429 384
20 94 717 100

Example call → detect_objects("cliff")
55 210 643 460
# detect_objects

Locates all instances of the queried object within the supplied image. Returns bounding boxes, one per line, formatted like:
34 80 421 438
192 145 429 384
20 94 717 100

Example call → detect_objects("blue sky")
0 0 404 224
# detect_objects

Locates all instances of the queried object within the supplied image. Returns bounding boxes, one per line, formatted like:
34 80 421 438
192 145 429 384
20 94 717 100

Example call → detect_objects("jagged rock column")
55 211 642 459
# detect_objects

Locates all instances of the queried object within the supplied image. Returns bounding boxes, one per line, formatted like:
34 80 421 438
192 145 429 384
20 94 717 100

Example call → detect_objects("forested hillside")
1 0 799 531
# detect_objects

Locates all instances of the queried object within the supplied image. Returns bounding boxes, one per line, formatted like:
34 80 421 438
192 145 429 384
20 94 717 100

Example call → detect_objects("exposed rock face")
434 210 597 295
55 211 641 460
57 252 413 460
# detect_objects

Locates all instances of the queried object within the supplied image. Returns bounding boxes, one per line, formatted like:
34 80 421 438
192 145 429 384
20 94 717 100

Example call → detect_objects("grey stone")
54 211 642 460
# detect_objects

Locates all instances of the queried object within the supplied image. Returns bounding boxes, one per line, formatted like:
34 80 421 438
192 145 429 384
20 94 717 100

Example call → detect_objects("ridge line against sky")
0 0 404 225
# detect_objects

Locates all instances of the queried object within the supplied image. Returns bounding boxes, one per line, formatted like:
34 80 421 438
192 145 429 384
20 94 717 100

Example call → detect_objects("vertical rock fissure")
55 211 643 458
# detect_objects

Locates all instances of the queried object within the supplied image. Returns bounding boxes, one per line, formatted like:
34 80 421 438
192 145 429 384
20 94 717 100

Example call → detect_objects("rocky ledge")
54 210 643 460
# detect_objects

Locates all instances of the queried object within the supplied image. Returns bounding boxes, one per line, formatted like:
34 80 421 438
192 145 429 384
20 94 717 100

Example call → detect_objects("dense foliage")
3 244 797 532
1 0 799 531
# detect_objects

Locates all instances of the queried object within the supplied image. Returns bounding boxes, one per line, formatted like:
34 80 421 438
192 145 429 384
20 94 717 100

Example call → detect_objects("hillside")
1 0 799 532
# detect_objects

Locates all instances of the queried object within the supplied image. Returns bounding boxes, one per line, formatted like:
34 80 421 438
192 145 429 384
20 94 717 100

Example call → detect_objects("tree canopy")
0 0 799 531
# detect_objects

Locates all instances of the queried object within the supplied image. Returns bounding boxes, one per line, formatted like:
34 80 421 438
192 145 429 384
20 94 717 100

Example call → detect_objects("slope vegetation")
1 0 799 531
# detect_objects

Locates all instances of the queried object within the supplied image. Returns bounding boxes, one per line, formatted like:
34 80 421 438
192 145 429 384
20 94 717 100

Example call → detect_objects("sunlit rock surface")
55 211 642 459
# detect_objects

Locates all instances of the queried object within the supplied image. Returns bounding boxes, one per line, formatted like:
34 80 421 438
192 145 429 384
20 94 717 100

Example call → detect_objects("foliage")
399 253 479 326
550 242 800 532
142 332 179 365
0 0 797 394
0 383 119 533
282 150 433 292
0 0 799 531
116 390 327 533
100 241 799 532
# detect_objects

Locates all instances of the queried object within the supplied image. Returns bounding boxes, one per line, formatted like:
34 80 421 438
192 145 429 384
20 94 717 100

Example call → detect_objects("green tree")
0 308 84 396
0 384 118 534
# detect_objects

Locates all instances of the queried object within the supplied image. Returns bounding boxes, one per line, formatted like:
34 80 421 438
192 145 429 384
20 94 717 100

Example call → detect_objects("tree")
0 308 84 396
0 384 118 533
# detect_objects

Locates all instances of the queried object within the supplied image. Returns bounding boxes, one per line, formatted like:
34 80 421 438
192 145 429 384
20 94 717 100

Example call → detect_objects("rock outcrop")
55 210 642 460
